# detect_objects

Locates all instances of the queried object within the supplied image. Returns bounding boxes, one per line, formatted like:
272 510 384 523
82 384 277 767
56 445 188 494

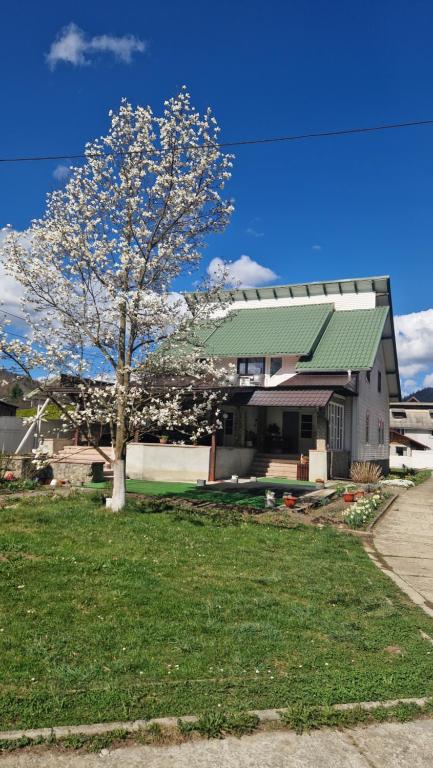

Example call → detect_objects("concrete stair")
250 453 298 479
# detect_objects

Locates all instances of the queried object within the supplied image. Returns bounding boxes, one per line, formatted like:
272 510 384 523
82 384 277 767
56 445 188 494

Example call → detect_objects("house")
390 402 433 470
128 274 400 482
0 399 18 417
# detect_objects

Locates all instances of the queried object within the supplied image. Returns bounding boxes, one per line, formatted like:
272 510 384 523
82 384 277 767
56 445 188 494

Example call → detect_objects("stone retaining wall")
1 455 34 479
51 461 105 485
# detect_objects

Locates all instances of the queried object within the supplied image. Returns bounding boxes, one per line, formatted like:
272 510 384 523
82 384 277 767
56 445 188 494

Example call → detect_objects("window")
392 411 406 419
378 371 382 393
365 412 370 443
396 446 407 457
237 357 265 375
223 411 234 436
300 414 313 439
270 357 282 376
378 418 385 445
328 402 344 450
366 371 371 383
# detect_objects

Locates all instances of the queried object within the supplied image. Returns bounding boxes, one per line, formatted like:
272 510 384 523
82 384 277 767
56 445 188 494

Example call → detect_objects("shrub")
350 461 383 484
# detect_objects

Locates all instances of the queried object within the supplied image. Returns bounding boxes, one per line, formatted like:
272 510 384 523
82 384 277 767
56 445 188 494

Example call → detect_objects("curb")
366 493 398 532
1 696 431 742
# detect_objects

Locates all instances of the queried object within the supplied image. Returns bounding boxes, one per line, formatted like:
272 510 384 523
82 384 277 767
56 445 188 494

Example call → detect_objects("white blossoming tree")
0 89 234 511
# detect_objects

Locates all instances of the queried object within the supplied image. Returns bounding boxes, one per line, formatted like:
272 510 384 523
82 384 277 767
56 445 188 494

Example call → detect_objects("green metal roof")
297 307 389 372
201 304 332 356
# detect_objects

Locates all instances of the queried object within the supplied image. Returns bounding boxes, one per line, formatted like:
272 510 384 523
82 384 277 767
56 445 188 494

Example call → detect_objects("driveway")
370 476 433 617
2 720 433 767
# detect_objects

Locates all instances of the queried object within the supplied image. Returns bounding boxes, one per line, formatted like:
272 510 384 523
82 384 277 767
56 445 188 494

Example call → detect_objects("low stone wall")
1 455 34 479
51 461 105 485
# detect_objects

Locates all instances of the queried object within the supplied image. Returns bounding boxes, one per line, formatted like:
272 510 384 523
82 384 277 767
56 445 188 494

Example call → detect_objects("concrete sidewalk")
2 720 433 767
372 476 433 616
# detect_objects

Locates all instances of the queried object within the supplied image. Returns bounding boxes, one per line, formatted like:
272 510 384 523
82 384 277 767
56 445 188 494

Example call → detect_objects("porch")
221 388 353 482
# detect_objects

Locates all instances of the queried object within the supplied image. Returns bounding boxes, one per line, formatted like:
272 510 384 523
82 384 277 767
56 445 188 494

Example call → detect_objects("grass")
84 478 316 508
1 493 433 730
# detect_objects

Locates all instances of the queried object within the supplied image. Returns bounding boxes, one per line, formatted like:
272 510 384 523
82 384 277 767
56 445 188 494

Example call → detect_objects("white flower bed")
342 493 383 529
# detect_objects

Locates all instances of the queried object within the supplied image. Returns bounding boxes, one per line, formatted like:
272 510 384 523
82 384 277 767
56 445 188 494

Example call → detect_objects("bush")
350 461 383 484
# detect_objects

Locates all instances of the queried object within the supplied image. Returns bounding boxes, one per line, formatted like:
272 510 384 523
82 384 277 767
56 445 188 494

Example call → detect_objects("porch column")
308 411 329 481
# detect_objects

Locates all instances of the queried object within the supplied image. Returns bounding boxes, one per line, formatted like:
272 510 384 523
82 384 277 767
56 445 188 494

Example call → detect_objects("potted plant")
159 435 169 444
283 493 297 508
343 487 355 503
354 489 365 500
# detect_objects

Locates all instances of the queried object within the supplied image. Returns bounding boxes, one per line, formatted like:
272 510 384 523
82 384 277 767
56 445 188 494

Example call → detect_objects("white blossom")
0 89 234 511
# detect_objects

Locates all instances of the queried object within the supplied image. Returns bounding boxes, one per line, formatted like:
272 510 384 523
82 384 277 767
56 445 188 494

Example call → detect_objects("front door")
282 411 299 454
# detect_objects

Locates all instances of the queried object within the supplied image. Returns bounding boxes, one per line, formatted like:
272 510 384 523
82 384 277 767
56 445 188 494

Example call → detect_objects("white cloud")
53 164 71 182
246 227 264 238
423 373 433 388
401 378 417 396
46 23 146 69
207 255 278 289
0 229 27 321
312 244 322 251
395 308 433 381
245 218 264 238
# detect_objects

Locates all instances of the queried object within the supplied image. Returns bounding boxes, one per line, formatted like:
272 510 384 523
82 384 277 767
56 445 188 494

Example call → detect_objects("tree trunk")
111 458 126 512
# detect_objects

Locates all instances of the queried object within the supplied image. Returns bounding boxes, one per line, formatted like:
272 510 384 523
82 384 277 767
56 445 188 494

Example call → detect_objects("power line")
0 117 433 165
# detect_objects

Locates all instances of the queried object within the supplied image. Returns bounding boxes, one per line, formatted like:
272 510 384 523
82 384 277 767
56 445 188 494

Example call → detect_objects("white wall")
0 417 34 454
352 344 390 464
214 291 376 314
126 443 211 481
215 447 255 479
391 451 433 470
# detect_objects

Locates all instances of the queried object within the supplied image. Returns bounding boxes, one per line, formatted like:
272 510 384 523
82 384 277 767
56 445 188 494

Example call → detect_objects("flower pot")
343 492 355 503
354 490 365 500
159 437 168 444
283 495 296 508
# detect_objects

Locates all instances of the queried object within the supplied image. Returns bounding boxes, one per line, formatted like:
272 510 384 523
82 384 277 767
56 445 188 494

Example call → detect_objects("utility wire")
0 117 433 165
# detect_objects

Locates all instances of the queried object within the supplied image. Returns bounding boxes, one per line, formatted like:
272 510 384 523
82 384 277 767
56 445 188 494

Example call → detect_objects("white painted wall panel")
214 291 377 315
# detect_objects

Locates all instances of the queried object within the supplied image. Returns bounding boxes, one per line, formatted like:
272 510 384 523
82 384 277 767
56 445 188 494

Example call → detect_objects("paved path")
372 477 433 616
2 720 433 767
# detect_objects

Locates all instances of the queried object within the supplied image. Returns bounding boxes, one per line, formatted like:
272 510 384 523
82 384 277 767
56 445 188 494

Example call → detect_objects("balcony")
233 373 265 387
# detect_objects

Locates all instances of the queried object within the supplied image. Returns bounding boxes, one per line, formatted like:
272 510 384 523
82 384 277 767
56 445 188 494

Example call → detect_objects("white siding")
214 290 377 315
352 344 389 462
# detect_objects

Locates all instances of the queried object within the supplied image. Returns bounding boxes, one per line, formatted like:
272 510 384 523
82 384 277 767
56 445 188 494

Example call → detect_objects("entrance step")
250 453 299 479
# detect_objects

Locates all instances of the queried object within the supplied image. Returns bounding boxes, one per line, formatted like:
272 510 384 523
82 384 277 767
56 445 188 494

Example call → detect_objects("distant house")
129 275 400 482
0 399 18 417
390 402 433 470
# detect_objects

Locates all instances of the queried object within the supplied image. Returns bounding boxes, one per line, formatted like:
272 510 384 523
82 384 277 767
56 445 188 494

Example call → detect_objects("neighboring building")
140 274 398 482
0 399 18 417
390 402 433 470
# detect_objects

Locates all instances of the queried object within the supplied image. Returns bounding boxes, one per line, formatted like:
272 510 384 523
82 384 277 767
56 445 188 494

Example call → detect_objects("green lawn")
1 494 433 730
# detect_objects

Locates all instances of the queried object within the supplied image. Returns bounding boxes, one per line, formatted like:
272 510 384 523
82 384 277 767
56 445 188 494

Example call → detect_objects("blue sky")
1 0 433 392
